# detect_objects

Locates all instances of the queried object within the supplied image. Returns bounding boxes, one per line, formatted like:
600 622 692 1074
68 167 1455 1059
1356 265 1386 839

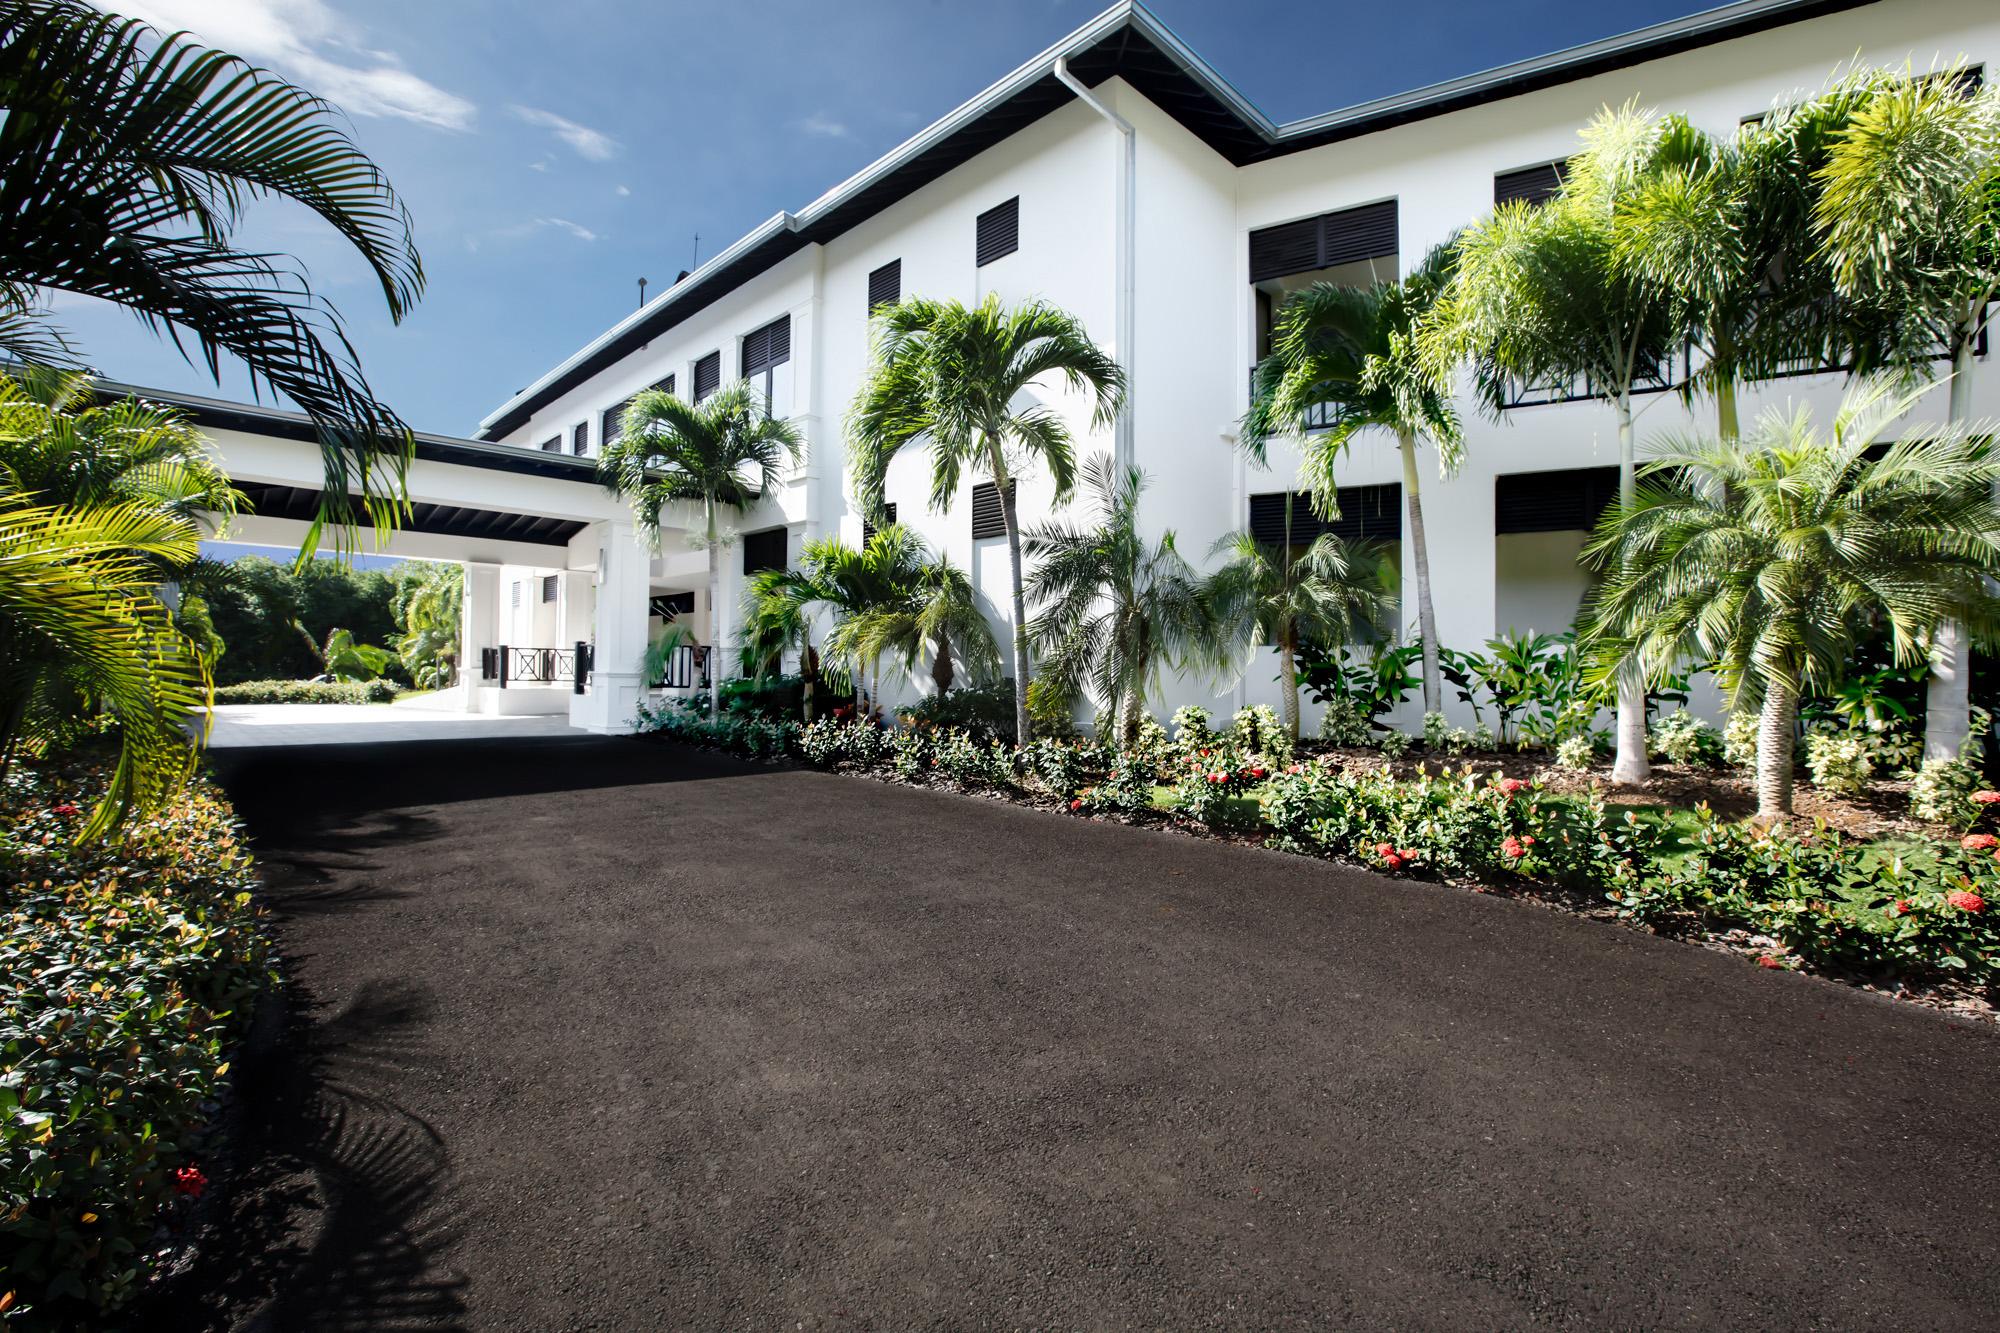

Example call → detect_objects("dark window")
1248 199 1398 284
975 196 1019 267
970 480 1014 540
740 316 791 377
741 526 788 575
571 422 589 456
540 574 559 603
650 591 696 620
1494 160 1568 208
1494 467 1621 534
602 396 636 448
654 373 675 396
539 436 561 453
868 259 901 312
862 501 898 545
693 350 721 401
1248 485 1402 545
1921 65 1984 98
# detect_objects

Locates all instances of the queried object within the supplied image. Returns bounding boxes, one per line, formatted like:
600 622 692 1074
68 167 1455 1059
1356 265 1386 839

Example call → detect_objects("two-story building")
475 0 2000 734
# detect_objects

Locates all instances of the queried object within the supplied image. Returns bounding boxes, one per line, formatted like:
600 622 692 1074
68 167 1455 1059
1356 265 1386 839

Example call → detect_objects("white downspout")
1053 57 1135 472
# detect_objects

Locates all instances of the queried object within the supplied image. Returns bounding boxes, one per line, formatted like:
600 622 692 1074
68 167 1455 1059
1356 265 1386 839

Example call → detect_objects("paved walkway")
202 701 585 747
167 737 2000 1330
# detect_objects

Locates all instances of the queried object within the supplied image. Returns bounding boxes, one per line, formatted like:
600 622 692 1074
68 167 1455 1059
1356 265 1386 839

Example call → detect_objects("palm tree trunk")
1923 336 1977 761
1716 375 1740 444
801 640 817 724
1610 392 1651 785
998 463 1033 744
1398 430 1440 716
931 630 956 696
1121 686 1143 752
1279 632 1300 743
1756 677 1798 819
705 504 722 717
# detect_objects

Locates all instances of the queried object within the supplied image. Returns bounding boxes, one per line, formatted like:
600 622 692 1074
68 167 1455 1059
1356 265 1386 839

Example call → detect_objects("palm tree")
0 495 209 839
0 1 425 542
599 382 803 716
848 293 1125 743
1581 382 2000 819
1243 245 1460 714
1206 494 1395 742
1815 67 2000 760
1422 101 1687 785
741 563 830 722
834 528 1000 698
390 561 463 690
1024 456 1221 749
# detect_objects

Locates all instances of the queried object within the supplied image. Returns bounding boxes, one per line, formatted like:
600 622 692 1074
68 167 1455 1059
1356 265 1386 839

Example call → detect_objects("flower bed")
1 757 274 1325
635 701 1997 1013
211 678 400 705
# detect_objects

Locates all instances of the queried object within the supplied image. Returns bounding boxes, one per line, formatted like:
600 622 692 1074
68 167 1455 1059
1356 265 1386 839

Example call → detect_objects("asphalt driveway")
167 735 1999 1330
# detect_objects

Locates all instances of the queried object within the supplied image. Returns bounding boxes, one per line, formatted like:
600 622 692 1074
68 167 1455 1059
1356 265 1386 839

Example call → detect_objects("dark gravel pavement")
166 735 1999 1330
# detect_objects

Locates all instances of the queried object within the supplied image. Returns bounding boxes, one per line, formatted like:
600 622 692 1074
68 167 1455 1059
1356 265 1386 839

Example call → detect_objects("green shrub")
1077 750 1155 814
1020 737 1103 800
1804 728 1875 796
1317 696 1371 746
931 727 1014 787
1169 705 1212 748
898 682 1016 743
210 678 399 705
1910 757 1984 827
1226 705 1292 766
1 759 275 1323
1723 712 1759 769
1168 743 1271 829
1649 710 1723 767
1555 734 1596 772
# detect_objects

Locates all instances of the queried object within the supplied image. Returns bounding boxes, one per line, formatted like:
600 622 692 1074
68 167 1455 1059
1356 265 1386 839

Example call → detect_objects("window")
655 373 675 397
1248 486 1401 545
970 480 1014 540
540 574 559 603
975 196 1019 266
693 350 721 401
602 396 636 448
571 422 589 456
1248 199 1398 283
862 501 898 545
1494 467 1620 534
868 259 901 313
511 581 523 609
1494 160 1567 208
741 526 787 575
539 436 561 453
739 315 791 409
650 591 695 620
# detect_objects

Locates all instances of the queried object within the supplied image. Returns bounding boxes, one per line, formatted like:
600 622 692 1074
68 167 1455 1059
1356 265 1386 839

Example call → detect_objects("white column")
560 570 594 650
459 561 501 713
571 518 650 734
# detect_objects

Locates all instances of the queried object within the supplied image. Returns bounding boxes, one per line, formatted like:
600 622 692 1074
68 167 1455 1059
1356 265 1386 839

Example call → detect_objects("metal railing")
652 643 710 690
1247 366 1336 430
480 643 593 694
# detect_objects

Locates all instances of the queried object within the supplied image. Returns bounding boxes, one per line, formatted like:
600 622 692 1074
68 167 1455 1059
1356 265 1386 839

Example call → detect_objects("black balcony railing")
480 643 592 694
652 643 710 690
1247 367 1336 430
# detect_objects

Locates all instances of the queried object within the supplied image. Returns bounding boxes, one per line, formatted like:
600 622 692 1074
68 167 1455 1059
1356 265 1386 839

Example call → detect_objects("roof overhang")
476 0 1878 441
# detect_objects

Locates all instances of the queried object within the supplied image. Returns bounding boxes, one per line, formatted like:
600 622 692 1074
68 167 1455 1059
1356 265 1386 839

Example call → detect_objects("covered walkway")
202 701 586 748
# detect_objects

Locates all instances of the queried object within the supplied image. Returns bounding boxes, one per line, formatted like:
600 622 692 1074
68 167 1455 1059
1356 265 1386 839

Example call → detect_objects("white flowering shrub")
1377 729 1414 760
1723 712 1759 770
1422 711 1450 750
1649 710 1722 767
1910 756 1983 825
1804 728 1874 796
1555 734 1595 772
1319 697 1371 746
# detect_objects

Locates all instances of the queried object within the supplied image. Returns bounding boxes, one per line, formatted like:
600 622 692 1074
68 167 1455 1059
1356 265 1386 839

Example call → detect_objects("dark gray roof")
476 0 1874 441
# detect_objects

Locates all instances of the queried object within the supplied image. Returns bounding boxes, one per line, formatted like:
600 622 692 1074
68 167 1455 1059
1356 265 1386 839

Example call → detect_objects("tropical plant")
1298 639 1422 739
739 568 824 721
1815 65 2000 760
1205 492 1394 741
1243 244 1460 713
389 560 462 690
848 293 1125 743
0 0 425 541
0 495 208 837
294 623 391 683
1423 100 1691 785
600 381 803 714
827 527 1001 698
1582 383 2000 818
1023 457 1222 750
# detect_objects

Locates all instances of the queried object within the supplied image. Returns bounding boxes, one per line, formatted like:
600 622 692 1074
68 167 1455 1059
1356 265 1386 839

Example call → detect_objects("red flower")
1374 842 1394 857
1963 834 1998 851
172 1165 207 1198
1973 791 2000 805
50 803 79 817
1496 778 1527 795
1500 836 1526 859
1887 899 1911 917
1069 798 1082 811
1396 848 1419 862
1248 766 1267 779
1522 835 1537 846
1285 763 1303 775
1947 889 1986 914
1381 853 1405 870
1757 955 1783 969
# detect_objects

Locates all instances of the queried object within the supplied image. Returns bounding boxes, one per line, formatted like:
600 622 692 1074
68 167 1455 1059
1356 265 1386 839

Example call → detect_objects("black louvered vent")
975 196 1019 267
1494 467 1620 534
970 480 1014 540
741 526 788 575
1248 485 1401 545
540 574 559 603
602 395 635 447
740 316 792 376
693 351 721 401
539 436 561 453
571 422 588 455
1250 200 1399 283
654 373 675 396
862 501 898 545
868 259 901 312
1494 160 1568 208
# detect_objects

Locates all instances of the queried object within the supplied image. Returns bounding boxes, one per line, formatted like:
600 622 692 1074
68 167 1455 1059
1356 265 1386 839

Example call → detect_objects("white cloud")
541 218 598 242
799 112 850 139
511 105 618 161
484 216 600 246
615 184 632 197
118 0 475 131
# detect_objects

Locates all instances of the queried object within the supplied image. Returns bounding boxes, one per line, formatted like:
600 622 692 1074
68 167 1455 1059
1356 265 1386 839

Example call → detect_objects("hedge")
1 758 275 1325
210 678 399 705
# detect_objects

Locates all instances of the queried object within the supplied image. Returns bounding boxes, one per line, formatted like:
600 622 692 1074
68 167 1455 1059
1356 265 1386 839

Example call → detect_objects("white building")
477 0 2000 734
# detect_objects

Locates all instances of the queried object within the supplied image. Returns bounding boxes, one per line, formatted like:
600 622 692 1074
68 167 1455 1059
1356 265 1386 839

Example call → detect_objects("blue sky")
73 0 1718 436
